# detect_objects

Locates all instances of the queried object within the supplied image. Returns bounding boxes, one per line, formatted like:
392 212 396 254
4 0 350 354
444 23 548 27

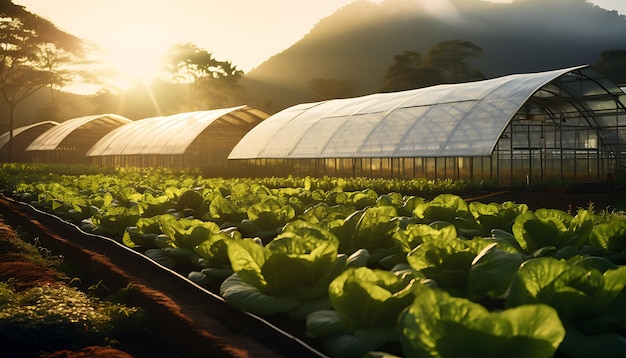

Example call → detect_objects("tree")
0 0 85 161
594 49 626 85
425 39 484 82
308 77 358 100
382 50 441 91
382 39 484 92
163 42 243 111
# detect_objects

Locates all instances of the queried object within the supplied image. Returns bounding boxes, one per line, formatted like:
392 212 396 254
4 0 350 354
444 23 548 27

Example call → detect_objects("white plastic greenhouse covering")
0 121 58 150
87 105 263 156
229 65 588 159
25 114 131 151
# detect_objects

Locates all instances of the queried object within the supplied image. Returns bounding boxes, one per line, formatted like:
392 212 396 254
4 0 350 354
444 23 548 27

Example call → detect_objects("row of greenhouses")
1 65 625 186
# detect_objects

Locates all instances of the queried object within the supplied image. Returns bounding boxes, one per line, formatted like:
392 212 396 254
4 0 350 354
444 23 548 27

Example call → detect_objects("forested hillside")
241 0 626 111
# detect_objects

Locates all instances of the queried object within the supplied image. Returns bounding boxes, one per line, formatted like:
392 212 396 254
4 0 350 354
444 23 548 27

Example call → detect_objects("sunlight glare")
104 44 166 89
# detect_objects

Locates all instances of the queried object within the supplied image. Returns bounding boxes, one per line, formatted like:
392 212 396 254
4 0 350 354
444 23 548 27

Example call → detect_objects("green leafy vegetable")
506 257 626 356
511 209 594 255
306 267 416 358
399 286 565 358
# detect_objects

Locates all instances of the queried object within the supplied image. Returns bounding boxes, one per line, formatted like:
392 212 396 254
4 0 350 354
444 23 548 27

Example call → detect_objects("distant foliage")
594 49 626 85
162 42 244 112
382 39 484 92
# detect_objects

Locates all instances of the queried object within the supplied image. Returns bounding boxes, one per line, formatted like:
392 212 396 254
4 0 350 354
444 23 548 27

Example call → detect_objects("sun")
103 44 168 89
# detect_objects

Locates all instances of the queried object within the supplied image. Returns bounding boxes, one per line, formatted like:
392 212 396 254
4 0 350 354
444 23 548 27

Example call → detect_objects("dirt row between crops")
0 196 326 358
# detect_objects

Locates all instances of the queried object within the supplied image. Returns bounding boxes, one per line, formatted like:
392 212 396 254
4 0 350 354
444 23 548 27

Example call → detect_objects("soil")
1 187 625 357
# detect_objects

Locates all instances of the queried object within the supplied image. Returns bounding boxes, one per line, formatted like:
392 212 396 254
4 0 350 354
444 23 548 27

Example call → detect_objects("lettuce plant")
220 225 348 317
188 230 241 285
506 256 626 356
306 267 418 358
90 205 141 237
143 216 221 269
413 194 469 224
472 201 528 228
246 197 296 231
588 217 626 263
393 223 457 254
337 205 401 264
407 232 522 300
511 209 594 256
399 286 565 358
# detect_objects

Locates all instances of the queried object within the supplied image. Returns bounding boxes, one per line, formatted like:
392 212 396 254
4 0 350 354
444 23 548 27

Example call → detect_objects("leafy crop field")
1 163 625 358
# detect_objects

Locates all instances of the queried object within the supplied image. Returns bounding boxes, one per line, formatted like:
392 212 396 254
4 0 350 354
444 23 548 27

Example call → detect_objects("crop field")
1 163 626 358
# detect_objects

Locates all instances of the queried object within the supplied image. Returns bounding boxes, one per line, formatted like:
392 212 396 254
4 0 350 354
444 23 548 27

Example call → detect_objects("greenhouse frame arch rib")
229 65 626 186
0 121 58 163
87 105 269 175
25 114 132 165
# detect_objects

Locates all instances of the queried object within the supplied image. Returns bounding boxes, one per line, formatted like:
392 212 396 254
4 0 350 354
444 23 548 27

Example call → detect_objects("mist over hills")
242 0 626 112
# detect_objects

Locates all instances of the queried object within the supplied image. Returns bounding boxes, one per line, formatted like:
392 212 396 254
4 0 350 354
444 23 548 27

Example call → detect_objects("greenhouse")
0 121 59 163
229 65 626 187
25 114 132 164
87 106 268 176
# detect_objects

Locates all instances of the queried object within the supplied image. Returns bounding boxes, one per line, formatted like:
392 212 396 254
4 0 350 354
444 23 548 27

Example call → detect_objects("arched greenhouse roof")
0 121 58 150
229 65 614 159
25 114 131 151
87 105 268 156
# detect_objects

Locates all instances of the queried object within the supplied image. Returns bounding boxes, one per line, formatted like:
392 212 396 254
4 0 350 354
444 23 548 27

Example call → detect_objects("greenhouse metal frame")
229 65 626 186
87 106 269 176
25 114 132 165
0 121 59 163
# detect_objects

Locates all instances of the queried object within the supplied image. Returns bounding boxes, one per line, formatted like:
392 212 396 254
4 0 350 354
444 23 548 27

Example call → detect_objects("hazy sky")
12 0 626 88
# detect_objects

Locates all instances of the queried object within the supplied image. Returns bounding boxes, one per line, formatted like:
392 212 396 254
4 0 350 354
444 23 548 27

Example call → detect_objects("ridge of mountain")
241 0 626 112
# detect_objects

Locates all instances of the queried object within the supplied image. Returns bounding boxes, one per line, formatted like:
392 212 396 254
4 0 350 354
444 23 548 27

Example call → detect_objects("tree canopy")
0 0 86 160
594 49 626 85
162 42 244 111
382 39 484 92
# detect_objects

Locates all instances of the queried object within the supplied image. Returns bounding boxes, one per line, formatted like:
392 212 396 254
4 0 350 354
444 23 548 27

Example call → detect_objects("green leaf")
589 217 626 253
507 257 626 328
328 267 416 329
247 197 296 231
468 243 523 300
512 209 592 255
175 189 205 212
393 223 457 254
406 235 476 294
219 273 299 315
469 201 528 233
346 249 370 268
413 194 469 223
322 327 400 358
226 238 269 290
193 232 232 268
351 206 400 251
400 287 565 358
306 309 354 337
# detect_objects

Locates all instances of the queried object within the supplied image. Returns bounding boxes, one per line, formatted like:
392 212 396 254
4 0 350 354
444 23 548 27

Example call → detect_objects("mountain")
241 0 626 112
